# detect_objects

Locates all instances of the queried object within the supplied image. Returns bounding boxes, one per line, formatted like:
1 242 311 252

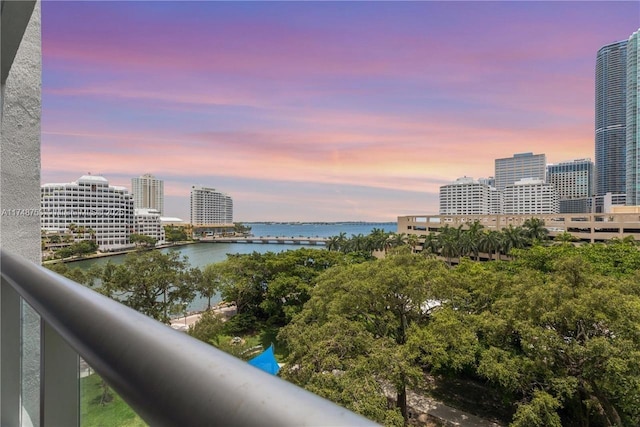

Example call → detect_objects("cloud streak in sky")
41 1 640 221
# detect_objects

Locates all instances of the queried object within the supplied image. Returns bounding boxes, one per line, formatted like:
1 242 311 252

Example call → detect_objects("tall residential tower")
596 40 628 197
131 174 164 215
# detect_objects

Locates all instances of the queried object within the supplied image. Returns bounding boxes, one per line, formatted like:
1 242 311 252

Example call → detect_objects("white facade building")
439 177 501 215
489 188 502 215
502 178 559 214
134 208 165 244
41 175 134 251
190 185 233 225
131 174 164 215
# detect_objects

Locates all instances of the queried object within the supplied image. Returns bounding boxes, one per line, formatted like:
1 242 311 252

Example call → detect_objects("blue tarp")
248 344 280 375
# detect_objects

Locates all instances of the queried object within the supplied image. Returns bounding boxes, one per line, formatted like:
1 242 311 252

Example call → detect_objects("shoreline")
42 241 198 265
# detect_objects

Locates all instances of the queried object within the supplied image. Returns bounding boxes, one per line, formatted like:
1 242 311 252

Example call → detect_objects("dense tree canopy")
279 248 446 424
279 241 640 426
46 229 640 427
213 248 362 332
89 250 199 323
129 233 157 248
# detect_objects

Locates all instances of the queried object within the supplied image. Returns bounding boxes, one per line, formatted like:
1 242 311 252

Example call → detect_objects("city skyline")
41 2 640 221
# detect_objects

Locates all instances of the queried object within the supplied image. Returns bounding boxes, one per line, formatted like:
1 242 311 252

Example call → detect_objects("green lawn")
81 374 147 427
79 329 284 426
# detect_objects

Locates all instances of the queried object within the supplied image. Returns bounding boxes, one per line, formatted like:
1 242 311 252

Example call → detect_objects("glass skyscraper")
626 30 640 205
595 40 628 197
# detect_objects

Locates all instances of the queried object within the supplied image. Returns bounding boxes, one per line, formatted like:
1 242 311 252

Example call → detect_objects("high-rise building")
41 175 134 250
596 40 628 197
502 178 559 215
547 159 594 213
494 152 546 191
439 177 499 215
131 174 164 215
626 29 640 205
190 185 233 225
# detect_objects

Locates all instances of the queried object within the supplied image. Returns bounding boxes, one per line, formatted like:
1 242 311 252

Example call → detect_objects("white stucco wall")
1 4 41 257
1 2 42 425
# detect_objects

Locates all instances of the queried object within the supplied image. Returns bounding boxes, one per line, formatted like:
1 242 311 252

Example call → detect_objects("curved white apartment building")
41 175 134 251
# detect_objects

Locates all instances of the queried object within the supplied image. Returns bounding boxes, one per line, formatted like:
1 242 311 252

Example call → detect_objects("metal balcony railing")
0 249 378 426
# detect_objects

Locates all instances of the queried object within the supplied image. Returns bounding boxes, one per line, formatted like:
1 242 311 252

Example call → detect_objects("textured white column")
1 2 42 425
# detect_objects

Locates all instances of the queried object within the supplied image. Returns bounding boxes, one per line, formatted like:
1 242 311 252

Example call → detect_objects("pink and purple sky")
41 1 640 222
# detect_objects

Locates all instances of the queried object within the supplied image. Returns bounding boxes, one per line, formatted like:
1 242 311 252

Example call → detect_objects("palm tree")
406 234 419 253
421 233 440 256
522 218 549 244
480 230 501 261
500 225 527 257
349 233 367 252
465 220 484 260
553 231 578 246
458 230 473 259
386 233 407 250
326 235 341 251
367 228 388 251
337 232 348 252
438 225 461 266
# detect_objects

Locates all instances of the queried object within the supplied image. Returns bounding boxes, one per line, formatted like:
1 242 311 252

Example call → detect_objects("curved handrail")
0 250 378 427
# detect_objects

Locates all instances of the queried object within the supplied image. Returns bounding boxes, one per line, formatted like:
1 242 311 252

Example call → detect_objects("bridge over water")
199 236 328 246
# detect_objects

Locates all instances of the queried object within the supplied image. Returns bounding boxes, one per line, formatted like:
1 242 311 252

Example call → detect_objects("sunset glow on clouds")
42 1 640 221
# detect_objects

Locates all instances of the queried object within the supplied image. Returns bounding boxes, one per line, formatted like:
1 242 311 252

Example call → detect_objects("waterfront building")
134 208 165 245
494 152 546 191
627 29 640 204
439 177 499 215
596 40 628 196
546 159 594 213
131 174 164 215
41 175 134 251
190 185 233 225
502 178 559 215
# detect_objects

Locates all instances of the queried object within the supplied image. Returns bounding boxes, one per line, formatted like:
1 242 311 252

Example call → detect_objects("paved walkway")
382 383 503 427
170 304 237 331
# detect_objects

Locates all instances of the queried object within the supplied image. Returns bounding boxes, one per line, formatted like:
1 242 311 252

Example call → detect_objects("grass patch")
81 373 147 427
